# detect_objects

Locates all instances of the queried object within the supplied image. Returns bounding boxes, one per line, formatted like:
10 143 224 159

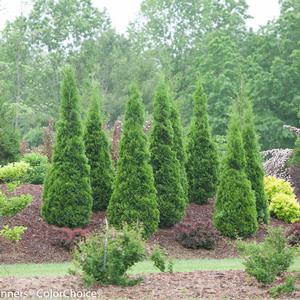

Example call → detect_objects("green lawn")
1 256 300 277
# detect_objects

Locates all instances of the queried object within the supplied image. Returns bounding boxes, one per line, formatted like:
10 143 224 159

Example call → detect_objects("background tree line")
0 0 299 151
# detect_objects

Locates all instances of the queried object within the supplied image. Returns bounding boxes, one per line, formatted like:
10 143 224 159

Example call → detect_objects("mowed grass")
1 256 300 277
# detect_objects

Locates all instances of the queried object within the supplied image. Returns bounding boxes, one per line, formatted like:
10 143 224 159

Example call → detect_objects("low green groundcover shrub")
22 152 49 184
237 227 294 284
73 225 146 286
151 246 173 273
0 161 29 183
269 275 297 298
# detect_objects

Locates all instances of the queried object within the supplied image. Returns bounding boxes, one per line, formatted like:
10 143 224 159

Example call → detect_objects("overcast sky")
0 0 281 32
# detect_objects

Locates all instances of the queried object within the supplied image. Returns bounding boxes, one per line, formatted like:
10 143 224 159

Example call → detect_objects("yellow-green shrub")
264 176 294 202
269 193 300 223
0 161 29 183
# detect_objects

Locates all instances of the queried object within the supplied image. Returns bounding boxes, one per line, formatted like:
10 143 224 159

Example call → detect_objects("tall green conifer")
214 107 258 238
186 80 218 204
107 86 159 239
150 82 186 228
242 101 269 224
42 67 92 228
84 84 114 211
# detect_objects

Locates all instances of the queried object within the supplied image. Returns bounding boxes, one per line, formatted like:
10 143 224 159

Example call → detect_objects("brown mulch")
0 184 290 264
0 271 299 299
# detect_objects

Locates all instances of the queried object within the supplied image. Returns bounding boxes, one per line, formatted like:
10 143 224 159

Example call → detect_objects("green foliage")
291 136 300 165
170 102 188 202
22 152 49 184
264 176 295 202
0 161 29 183
73 225 146 286
269 275 297 297
41 67 92 228
0 191 32 217
237 228 294 284
242 101 269 224
84 84 114 211
0 225 27 243
24 127 44 147
214 108 258 238
269 193 300 223
107 86 159 239
186 79 219 204
150 82 186 228
150 246 173 273
0 98 20 165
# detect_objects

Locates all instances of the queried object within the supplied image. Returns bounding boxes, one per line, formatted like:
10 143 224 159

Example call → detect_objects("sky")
0 0 281 33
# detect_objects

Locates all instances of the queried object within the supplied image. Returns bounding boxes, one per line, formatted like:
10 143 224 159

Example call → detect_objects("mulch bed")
0 271 299 299
0 184 290 264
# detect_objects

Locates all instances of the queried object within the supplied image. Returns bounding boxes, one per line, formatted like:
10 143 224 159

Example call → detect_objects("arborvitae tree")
242 101 269 224
170 102 188 202
186 80 218 204
107 85 159 239
150 82 186 228
0 97 19 165
213 107 258 238
83 85 114 211
42 67 92 228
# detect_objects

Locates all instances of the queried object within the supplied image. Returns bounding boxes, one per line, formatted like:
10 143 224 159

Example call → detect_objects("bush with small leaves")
237 228 294 284
286 221 300 246
175 221 218 250
264 176 294 202
22 152 49 184
150 246 173 273
73 225 146 286
0 162 29 183
269 193 300 223
0 225 27 243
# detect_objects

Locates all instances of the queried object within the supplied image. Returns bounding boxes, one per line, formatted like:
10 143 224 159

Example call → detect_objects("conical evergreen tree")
107 85 159 239
0 97 19 165
42 67 92 228
150 82 186 228
186 80 218 204
213 107 258 238
170 102 188 202
83 84 114 211
242 100 269 224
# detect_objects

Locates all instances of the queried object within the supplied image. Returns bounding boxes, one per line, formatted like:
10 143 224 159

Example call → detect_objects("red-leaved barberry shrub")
174 221 218 250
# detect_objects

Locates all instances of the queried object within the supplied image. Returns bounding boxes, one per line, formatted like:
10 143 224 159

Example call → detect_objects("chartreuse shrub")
22 152 49 184
150 82 186 228
269 193 300 223
242 101 269 224
0 189 32 242
84 84 114 211
186 80 218 204
73 225 146 286
42 67 92 228
237 228 294 284
213 107 258 238
264 176 294 202
264 176 300 223
0 161 29 183
107 86 159 239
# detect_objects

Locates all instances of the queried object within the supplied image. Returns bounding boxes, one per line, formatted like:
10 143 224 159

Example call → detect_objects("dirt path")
0 271 299 299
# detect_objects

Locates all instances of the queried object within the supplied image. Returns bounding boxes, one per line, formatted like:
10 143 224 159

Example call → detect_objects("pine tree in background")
242 100 269 224
107 85 159 239
213 107 258 238
0 97 19 165
186 80 218 204
42 67 92 228
170 102 188 202
150 82 186 228
84 84 114 211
